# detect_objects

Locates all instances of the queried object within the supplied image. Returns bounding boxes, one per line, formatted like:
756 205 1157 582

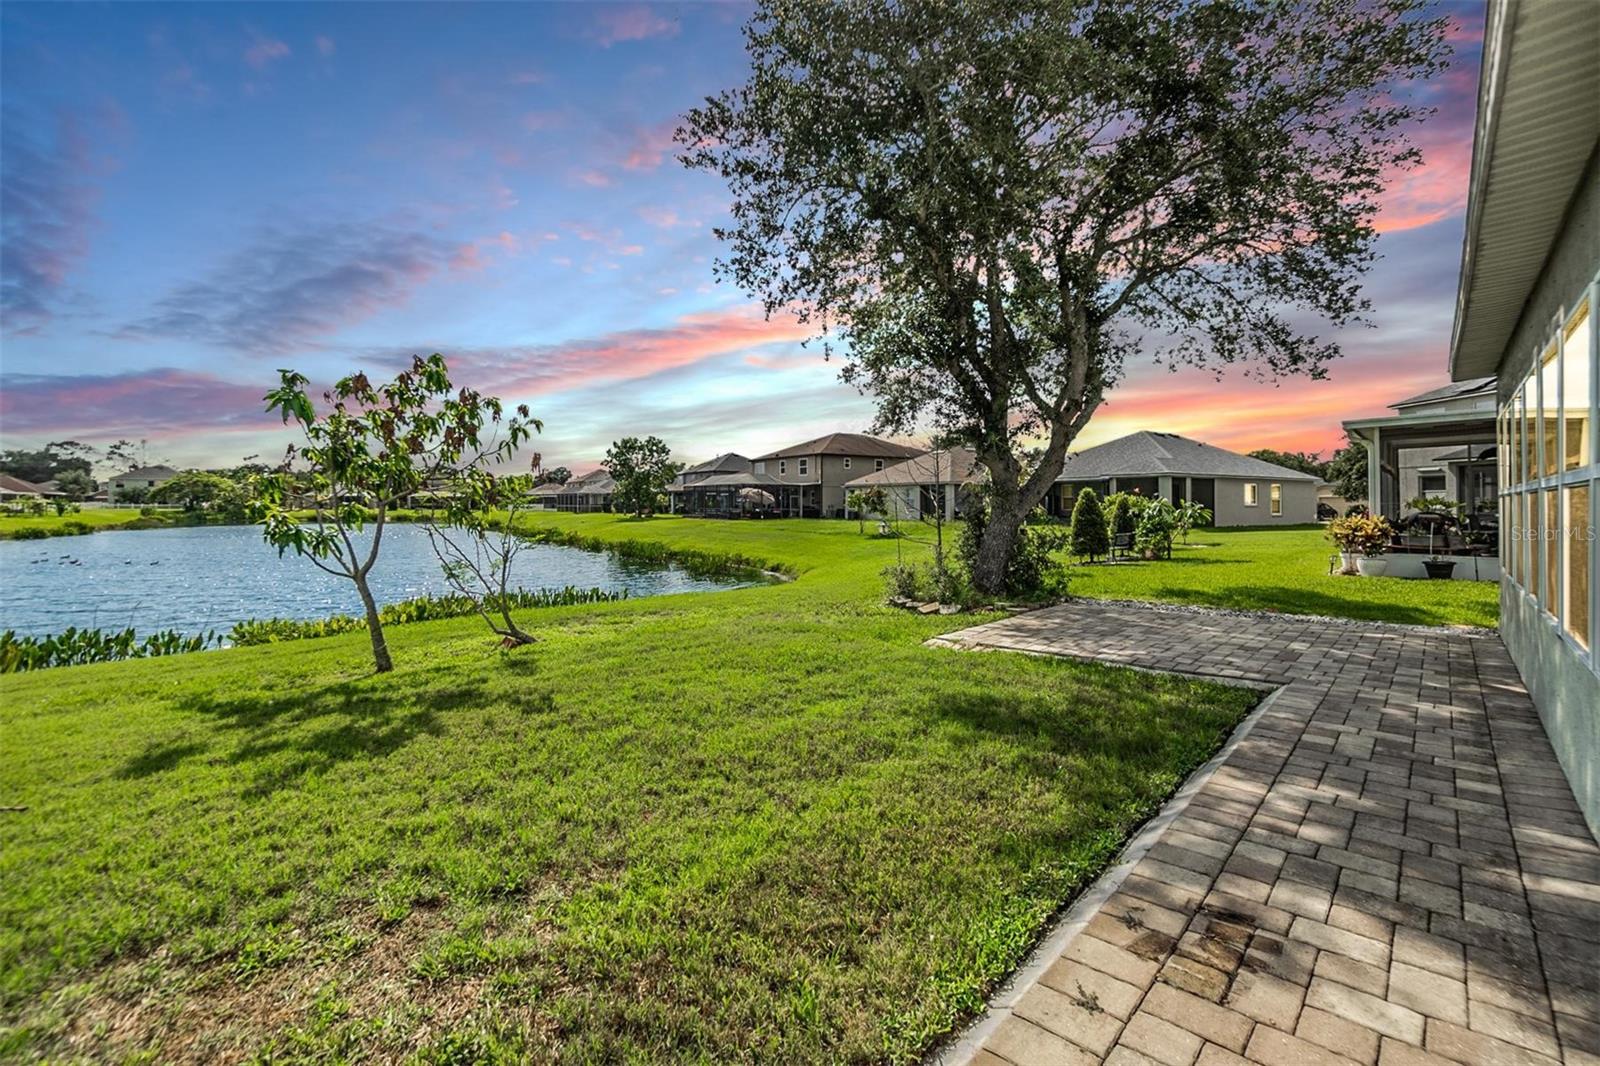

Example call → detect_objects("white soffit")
1449 0 1600 381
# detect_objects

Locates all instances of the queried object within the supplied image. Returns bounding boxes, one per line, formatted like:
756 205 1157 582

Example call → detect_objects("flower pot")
1356 556 1388 577
1422 559 1457 580
1338 551 1359 575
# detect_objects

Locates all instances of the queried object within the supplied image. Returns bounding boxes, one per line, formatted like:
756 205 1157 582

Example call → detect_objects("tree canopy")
1247 448 1328 479
682 0 1449 591
604 437 676 517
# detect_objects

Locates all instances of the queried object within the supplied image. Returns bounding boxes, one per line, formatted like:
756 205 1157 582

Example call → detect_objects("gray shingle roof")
681 452 752 476
114 465 180 480
754 432 923 461
1054 432 1318 483
1390 378 1495 409
843 447 984 488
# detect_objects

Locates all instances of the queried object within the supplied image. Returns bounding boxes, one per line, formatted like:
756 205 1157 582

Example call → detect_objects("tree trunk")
354 576 393 673
972 500 1026 595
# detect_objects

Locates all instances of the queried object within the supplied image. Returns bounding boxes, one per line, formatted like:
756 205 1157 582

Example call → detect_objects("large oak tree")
681 0 1450 592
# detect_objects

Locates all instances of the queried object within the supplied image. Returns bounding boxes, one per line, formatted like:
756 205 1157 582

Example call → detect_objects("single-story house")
553 470 615 513
842 447 983 521
1046 431 1318 526
107 465 179 503
0 474 62 500
750 433 924 518
1447 0 1598 831
529 480 566 507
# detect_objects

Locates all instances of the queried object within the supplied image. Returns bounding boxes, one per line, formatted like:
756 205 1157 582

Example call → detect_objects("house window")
1269 483 1282 516
874 459 885 472
1418 473 1446 495
754 461 766 474
842 457 851 470
798 458 809 476
1498 291 1598 657
1243 483 1258 507
779 460 787 475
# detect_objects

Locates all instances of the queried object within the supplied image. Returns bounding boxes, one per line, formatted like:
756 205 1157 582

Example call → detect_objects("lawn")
0 515 1258 1064
1062 525 1499 629
0 509 154 539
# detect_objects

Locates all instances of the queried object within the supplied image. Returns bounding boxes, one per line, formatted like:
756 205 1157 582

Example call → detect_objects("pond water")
0 523 749 639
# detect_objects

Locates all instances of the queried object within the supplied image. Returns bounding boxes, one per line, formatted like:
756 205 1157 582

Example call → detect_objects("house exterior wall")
1490 149 1599 836
107 474 172 503
756 453 898 516
1210 477 1318 526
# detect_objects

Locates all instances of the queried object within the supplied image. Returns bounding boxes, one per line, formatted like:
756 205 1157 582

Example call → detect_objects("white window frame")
1497 271 1598 671
875 459 885 472
779 460 787 475
798 458 809 476
842 457 851 470
1243 483 1258 507
1269 483 1282 516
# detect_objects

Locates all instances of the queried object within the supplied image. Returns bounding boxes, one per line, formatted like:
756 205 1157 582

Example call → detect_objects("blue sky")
0 1 1484 472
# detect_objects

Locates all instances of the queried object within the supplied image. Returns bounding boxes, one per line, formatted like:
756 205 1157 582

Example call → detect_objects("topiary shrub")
1068 488 1109 561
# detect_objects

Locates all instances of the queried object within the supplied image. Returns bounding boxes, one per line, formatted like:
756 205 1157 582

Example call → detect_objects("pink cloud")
574 169 615 188
520 110 564 133
588 5 679 47
244 34 291 70
0 368 273 441
408 305 815 401
637 205 681 228
314 35 336 58
622 121 678 170
450 231 520 272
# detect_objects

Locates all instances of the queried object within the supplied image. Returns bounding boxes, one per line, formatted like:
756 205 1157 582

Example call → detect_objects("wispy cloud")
587 4 680 47
116 222 455 354
0 367 272 440
1 105 121 336
244 33 291 70
621 120 678 170
314 35 336 58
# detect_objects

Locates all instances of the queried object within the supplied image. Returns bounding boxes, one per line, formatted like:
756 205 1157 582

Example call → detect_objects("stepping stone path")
927 601 1600 1066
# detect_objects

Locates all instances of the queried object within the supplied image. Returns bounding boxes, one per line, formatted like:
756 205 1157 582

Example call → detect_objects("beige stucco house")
751 433 923 518
106 465 178 503
842 447 984 521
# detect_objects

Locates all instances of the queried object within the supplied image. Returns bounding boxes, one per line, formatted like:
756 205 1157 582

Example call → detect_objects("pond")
0 523 750 639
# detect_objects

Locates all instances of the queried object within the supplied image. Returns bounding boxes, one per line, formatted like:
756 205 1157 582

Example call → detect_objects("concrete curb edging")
926 680 1290 1066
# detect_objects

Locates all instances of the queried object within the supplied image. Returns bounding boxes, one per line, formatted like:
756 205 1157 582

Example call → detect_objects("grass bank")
0 515 1257 1063
0 509 207 541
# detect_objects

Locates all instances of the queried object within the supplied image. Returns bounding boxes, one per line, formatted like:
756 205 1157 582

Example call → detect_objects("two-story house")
107 465 179 503
750 433 923 518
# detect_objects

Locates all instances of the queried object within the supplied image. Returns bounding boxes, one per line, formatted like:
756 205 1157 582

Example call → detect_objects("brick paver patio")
928 601 1599 1066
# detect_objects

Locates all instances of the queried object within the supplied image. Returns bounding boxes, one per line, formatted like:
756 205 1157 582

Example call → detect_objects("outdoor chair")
1111 531 1135 560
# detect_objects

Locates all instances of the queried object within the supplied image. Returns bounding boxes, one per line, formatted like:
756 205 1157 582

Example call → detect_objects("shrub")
1068 488 1110 560
955 500 1069 598
1104 493 1138 539
880 562 921 600
1133 498 1178 559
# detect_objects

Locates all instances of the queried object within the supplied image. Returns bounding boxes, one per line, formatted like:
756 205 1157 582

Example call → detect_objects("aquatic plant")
0 627 219 673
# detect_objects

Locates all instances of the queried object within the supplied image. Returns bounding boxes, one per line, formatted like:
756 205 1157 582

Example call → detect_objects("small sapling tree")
422 470 543 647
253 354 538 673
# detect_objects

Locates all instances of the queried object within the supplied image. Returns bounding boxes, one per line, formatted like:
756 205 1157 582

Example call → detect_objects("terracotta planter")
1356 556 1388 577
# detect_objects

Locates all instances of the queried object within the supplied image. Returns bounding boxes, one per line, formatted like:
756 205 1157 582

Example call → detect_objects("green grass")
0 509 155 539
0 515 1263 1063
1065 525 1499 629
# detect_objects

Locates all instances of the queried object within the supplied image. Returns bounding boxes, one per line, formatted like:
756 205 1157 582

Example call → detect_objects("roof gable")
1055 432 1318 482
754 432 923 461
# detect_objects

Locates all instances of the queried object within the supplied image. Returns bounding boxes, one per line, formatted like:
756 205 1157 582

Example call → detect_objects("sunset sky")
1 1 1485 473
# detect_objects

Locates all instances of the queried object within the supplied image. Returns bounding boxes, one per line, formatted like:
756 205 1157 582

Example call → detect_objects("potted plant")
1330 514 1393 576
1423 556 1457 580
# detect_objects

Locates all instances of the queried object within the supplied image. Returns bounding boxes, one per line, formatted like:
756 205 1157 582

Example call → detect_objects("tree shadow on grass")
117 740 207 779
1142 584 1446 625
121 670 517 795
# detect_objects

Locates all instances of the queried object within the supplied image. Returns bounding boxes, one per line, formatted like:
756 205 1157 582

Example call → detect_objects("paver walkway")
928 601 1600 1066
